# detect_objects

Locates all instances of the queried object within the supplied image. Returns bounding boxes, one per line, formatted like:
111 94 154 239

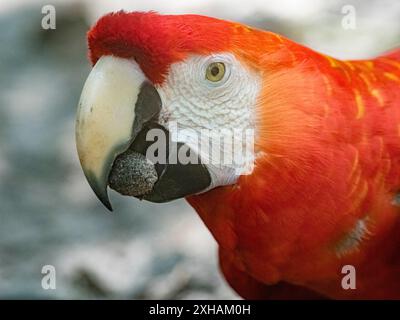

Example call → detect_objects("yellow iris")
206 62 225 82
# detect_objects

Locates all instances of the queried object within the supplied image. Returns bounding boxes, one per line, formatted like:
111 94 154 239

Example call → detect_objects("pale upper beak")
76 56 154 210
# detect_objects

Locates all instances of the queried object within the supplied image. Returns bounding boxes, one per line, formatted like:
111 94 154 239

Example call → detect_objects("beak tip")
94 189 113 212
100 198 113 212
84 172 114 212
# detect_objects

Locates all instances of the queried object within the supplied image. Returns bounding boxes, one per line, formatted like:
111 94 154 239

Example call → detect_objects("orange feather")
89 11 400 299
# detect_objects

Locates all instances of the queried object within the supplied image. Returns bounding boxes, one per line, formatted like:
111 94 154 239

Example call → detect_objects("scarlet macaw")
75 11 400 299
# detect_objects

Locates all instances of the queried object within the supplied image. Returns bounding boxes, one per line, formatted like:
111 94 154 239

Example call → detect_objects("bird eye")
206 62 226 82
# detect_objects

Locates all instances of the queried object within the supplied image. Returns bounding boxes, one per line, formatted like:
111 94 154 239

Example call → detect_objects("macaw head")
76 11 318 210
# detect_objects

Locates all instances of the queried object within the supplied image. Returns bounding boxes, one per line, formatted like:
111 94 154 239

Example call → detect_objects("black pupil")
211 65 220 77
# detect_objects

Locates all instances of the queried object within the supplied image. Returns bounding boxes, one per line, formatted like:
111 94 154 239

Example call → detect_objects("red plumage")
88 11 400 299
88 11 233 84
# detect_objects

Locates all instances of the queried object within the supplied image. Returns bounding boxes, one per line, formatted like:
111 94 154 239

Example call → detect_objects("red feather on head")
87 11 233 84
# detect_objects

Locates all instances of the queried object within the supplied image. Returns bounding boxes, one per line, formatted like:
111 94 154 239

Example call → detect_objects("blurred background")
0 0 399 299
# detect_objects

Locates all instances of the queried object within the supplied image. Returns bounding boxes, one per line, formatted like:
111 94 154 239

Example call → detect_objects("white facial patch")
156 53 262 191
